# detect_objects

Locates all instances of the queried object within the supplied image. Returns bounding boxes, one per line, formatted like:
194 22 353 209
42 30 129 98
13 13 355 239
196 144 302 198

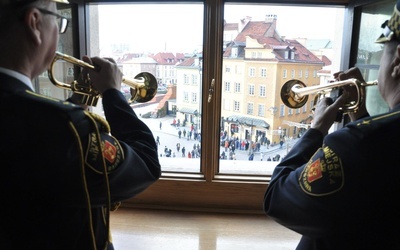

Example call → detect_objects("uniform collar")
0 67 34 91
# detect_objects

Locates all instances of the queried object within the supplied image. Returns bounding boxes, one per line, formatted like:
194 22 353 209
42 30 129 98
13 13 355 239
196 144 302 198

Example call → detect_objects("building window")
283 69 287 78
234 82 241 93
234 101 240 111
260 68 267 77
258 104 265 117
231 47 238 57
192 92 198 103
249 84 255 96
224 81 231 92
184 92 189 102
280 104 285 117
184 74 189 84
192 74 198 84
249 67 255 77
247 103 254 115
259 85 266 97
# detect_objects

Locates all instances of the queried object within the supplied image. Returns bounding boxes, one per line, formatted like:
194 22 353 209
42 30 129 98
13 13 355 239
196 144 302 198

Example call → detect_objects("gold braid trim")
68 121 98 250
84 111 113 250
69 111 114 250
85 111 111 134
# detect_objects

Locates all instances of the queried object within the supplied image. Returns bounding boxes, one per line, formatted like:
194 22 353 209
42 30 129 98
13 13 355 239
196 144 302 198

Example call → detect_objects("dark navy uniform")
264 107 400 249
0 73 161 249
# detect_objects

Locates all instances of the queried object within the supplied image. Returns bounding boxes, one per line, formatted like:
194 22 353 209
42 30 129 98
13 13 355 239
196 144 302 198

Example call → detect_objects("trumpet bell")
128 72 158 103
281 79 308 109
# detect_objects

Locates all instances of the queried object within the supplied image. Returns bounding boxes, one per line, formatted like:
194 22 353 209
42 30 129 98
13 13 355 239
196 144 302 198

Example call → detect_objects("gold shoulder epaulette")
356 110 400 127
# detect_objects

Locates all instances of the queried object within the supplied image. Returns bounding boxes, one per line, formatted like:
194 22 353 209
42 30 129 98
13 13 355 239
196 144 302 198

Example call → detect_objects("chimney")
239 16 252 32
265 14 277 38
265 14 277 23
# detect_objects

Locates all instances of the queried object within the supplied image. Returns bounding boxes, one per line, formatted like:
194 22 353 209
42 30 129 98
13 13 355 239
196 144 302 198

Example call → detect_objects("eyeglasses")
37 8 69 34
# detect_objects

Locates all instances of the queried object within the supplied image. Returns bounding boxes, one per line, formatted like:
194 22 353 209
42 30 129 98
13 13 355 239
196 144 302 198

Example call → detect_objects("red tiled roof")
224 20 323 64
321 55 332 66
176 57 195 67
151 52 179 65
116 53 141 64
234 21 275 43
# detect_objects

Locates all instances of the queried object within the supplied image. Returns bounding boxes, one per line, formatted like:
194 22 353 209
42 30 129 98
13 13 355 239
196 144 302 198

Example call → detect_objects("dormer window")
290 50 295 60
231 47 238 57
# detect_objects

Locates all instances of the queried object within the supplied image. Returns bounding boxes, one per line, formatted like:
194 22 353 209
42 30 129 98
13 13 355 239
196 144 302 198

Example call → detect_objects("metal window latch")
207 79 215 103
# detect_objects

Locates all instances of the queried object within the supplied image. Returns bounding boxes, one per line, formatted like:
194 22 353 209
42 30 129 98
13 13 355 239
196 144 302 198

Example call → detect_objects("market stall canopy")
178 107 198 115
225 115 270 129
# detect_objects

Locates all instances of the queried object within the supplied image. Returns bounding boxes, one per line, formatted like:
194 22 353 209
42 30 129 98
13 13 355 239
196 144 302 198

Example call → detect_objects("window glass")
356 0 395 116
87 3 204 173
219 4 344 174
37 5 73 101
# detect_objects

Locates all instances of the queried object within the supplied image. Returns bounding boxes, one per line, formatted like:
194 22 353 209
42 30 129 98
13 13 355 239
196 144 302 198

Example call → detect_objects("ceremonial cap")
376 0 400 43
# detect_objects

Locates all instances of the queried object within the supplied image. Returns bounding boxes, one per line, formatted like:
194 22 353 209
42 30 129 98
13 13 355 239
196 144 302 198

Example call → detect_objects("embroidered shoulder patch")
299 146 344 196
85 132 124 173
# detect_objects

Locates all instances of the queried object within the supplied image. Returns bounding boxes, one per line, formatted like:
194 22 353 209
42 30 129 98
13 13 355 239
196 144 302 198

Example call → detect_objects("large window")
88 3 204 172
43 0 391 213
220 4 344 174
355 0 394 116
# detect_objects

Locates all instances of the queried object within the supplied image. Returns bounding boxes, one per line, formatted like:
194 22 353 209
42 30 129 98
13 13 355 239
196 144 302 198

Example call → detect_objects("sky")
96 3 344 55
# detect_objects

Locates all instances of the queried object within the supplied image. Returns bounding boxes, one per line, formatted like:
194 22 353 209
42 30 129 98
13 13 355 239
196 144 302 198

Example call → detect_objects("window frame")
66 0 370 213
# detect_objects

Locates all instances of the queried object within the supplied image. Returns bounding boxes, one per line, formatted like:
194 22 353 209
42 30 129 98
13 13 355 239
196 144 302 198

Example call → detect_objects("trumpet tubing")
280 78 378 113
48 52 158 106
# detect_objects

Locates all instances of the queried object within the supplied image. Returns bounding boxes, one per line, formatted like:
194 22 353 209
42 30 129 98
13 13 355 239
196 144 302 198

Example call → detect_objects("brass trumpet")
48 52 158 106
280 78 378 113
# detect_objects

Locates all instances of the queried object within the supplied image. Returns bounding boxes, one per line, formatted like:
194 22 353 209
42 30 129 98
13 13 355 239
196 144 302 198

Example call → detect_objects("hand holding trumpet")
80 56 123 95
311 67 371 136
310 90 349 136
69 56 123 107
333 67 369 121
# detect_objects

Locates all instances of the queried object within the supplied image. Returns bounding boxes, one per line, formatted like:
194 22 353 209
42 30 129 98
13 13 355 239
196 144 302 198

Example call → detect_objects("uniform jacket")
264 106 400 249
0 73 161 249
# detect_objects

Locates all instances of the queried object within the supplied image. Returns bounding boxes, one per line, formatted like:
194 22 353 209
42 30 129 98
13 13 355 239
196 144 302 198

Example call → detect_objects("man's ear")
24 8 42 46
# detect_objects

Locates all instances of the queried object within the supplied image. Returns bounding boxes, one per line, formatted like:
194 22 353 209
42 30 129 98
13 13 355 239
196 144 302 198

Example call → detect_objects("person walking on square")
181 146 186 157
